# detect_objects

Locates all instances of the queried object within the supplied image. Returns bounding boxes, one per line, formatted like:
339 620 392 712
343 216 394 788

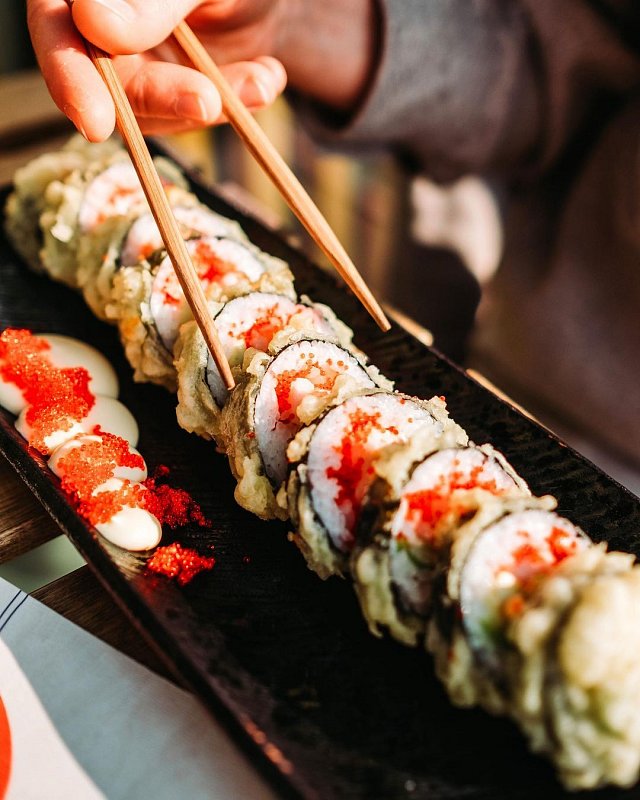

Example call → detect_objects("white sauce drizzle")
15 395 139 452
0 332 161 552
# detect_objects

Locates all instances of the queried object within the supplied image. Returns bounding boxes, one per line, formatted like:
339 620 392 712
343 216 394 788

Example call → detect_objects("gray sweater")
307 0 640 469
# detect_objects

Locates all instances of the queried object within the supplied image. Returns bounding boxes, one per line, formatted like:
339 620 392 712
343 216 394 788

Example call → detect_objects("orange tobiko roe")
57 430 145 500
499 526 579 620
274 353 339 425
326 409 401 544
80 483 146 526
236 304 288 351
510 527 578 579
56 430 148 526
193 239 243 285
146 542 215 586
0 328 95 453
402 462 504 540
227 302 316 352
160 240 246 307
73 467 210 533
143 467 210 528
93 184 141 227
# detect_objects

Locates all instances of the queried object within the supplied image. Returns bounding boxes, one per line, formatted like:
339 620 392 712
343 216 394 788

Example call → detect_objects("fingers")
116 56 222 123
221 57 288 112
27 0 116 140
72 0 204 55
116 54 287 135
28 0 287 140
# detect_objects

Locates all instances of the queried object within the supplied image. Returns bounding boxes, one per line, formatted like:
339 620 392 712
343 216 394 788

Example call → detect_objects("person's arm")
303 0 640 181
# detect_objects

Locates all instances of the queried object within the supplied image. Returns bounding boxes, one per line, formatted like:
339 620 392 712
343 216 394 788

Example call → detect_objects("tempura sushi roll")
175 292 345 439
220 336 391 519
352 434 532 645
427 499 586 712
4 135 121 271
77 202 246 320
39 150 191 287
286 391 457 579
107 238 295 389
503 546 640 790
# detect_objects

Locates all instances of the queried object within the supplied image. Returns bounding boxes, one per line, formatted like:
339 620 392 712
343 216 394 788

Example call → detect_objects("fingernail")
241 76 273 108
63 103 89 139
90 0 135 23
174 93 210 122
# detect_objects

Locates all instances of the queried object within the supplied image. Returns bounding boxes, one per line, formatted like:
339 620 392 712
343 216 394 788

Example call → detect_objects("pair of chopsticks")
80 20 390 391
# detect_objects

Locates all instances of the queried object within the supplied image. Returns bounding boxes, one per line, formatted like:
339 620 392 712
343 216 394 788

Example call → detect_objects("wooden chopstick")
172 22 391 333
84 40 236 391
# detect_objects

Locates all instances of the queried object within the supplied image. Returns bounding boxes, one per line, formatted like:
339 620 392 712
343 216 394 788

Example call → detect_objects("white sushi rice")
389 446 527 615
459 509 589 671
109 244 294 390
174 297 355 445
77 161 148 232
4 135 121 271
120 204 242 267
150 236 266 352
77 198 234 320
351 416 469 645
426 494 557 711
218 336 386 521
205 292 335 406
39 149 188 288
306 393 441 554
254 339 377 485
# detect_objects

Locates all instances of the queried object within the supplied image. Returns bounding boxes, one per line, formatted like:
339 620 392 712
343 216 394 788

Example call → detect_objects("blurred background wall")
0 1 35 73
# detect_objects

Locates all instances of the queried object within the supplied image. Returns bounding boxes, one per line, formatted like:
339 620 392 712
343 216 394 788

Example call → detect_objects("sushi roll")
503 546 640 789
174 292 345 440
106 238 295 390
427 499 587 713
219 335 392 519
286 391 458 579
4 135 122 272
39 149 191 287
77 202 246 320
352 434 532 645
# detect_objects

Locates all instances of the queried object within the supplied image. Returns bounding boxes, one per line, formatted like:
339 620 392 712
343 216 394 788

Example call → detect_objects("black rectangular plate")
2 174 640 800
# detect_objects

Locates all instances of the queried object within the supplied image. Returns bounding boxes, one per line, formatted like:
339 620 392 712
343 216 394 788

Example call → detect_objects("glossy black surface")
1 176 639 799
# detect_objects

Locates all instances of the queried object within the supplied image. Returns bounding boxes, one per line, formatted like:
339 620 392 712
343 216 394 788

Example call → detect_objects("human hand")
28 0 379 142
28 0 289 141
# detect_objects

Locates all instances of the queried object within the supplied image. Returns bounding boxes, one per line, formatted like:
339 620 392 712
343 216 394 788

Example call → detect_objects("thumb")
72 0 203 55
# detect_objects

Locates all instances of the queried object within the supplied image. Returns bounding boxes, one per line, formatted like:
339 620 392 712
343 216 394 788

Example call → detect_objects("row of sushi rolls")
3 135 640 791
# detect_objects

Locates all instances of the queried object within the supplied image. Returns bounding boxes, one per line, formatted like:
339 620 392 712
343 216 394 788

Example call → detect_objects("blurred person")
27 0 640 488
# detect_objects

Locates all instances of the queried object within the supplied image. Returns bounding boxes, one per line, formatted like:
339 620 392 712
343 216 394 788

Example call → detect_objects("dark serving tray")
1 173 639 800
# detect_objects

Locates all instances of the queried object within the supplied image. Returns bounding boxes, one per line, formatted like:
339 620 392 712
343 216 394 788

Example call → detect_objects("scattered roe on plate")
143 466 211 528
0 328 94 452
146 542 216 586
